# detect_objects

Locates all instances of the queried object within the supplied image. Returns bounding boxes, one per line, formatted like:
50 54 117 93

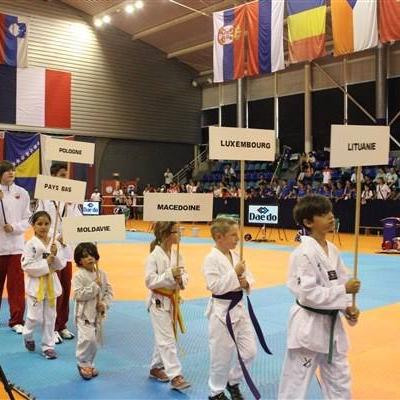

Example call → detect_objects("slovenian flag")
379 0 400 43
0 66 71 129
213 4 246 83
246 0 284 77
0 12 28 67
287 0 327 64
331 0 378 56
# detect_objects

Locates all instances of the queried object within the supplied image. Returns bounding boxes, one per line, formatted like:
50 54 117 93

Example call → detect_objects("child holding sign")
21 211 67 359
203 217 261 400
72 242 113 380
145 222 190 391
278 195 361 399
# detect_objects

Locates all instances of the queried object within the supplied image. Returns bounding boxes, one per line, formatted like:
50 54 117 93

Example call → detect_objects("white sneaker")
60 328 75 340
55 331 63 344
11 324 24 334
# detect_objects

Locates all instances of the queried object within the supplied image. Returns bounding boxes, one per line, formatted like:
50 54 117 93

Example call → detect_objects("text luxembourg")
157 204 200 211
220 140 271 149
347 142 376 151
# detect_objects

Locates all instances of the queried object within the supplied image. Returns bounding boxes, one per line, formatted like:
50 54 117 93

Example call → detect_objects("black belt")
296 300 339 364
212 291 272 400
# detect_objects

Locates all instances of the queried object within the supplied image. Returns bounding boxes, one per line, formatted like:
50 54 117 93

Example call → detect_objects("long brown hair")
150 221 177 252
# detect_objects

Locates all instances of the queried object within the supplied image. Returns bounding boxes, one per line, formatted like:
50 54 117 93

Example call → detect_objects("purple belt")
212 290 272 399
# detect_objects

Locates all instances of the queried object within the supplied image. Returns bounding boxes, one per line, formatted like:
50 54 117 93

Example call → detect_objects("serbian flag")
0 12 29 67
331 0 378 56
246 0 284 77
213 4 246 83
287 0 327 63
0 66 71 128
379 0 400 43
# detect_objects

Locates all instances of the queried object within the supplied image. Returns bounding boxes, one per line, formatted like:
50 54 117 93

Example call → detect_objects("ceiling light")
125 4 135 13
94 18 103 27
135 0 144 10
102 15 111 23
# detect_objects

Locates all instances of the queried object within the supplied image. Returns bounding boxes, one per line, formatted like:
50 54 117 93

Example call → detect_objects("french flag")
0 66 71 129
246 0 284 76
0 12 28 67
213 4 246 83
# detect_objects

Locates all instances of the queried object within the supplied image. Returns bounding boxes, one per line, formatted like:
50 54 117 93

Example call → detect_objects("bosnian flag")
246 0 284 77
331 0 378 56
0 66 71 128
213 4 246 83
0 12 29 67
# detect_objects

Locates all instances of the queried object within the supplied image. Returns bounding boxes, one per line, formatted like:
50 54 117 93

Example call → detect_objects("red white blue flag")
213 4 246 83
0 12 28 67
246 0 285 77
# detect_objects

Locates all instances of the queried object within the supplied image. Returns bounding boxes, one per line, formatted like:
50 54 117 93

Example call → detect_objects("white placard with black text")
330 125 390 168
44 137 95 164
209 126 276 161
62 215 126 243
143 193 213 221
34 174 86 204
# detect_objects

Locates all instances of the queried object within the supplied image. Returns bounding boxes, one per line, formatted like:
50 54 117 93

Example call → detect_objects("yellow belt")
152 288 186 339
36 273 56 307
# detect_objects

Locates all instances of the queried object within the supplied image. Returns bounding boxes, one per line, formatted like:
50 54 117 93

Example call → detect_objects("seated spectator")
333 181 345 202
90 187 102 202
374 168 385 183
222 163 236 185
376 177 391 200
321 183 332 198
351 169 364 183
279 180 291 199
297 182 307 198
361 183 375 204
343 180 354 200
322 166 332 184
385 167 398 189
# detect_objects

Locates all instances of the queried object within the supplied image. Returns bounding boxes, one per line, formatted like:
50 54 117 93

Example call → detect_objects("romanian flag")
246 0 284 77
287 0 326 63
0 66 71 129
331 0 378 56
213 4 246 82
4 131 40 194
379 0 400 43
0 12 28 67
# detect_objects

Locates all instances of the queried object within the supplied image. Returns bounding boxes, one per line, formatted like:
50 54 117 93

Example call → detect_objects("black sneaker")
226 383 244 400
24 339 35 352
209 392 230 400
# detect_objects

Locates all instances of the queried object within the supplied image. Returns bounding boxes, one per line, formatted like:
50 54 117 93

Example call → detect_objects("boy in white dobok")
278 195 361 400
203 218 268 400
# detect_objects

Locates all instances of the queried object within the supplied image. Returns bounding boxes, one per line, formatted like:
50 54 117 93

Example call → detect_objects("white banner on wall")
330 125 390 167
143 193 213 221
209 126 276 161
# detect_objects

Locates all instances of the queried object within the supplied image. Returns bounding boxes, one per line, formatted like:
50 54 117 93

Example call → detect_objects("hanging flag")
331 0 378 56
246 0 284 77
0 66 71 128
287 0 326 63
4 131 40 193
213 4 246 83
0 12 29 67
379 0 400 43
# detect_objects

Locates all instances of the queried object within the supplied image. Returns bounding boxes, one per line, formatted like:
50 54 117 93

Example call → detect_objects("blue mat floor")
1 251 399 399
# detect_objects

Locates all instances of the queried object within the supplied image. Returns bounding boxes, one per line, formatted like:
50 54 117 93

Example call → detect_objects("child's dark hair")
0 160 15 178
293 195 332 226
74 242 100 265
50 162 68 176
30 211 51 225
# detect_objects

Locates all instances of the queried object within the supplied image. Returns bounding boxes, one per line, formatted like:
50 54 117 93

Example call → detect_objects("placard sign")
44 138 95 164
34 174 86 203
143 193 213 221
62 215 126 243
209 127 276 161
330 125 390 168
